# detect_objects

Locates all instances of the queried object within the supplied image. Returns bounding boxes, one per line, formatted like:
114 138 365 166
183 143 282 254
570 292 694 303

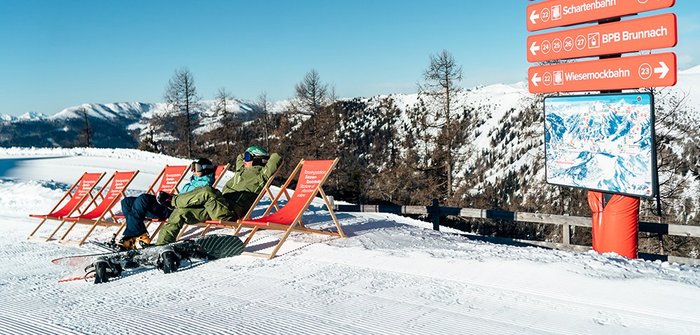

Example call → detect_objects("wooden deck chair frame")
27 172 106 240
194 167 285 237
238 158 345 259
57 171 139 246
151 163 230 239
211 163 230 188
111 164 190 237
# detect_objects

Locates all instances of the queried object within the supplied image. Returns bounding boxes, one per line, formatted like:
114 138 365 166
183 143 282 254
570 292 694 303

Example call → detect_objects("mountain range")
1 66 699 223
1 65 698 145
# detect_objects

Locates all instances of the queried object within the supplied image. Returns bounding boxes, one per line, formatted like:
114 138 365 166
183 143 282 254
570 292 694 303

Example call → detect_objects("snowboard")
53 234 245 284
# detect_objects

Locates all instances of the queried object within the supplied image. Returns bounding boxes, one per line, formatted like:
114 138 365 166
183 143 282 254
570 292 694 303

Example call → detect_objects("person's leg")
156 208 209 245
122 194 169 238
121 196 146 238
172 186 232 220
171 186 221 208
138 193 172 220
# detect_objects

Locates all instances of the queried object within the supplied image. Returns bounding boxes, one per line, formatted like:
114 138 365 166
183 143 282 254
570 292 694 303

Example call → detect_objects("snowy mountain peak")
681 64 700 75
19 111 48 121
1 112 47 122
49 102 151 121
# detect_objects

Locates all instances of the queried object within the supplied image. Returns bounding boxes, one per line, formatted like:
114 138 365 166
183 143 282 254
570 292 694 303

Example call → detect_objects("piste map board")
544 93 657 198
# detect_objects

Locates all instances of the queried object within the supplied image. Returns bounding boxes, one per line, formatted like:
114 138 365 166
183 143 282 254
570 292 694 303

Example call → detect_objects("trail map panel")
544 93 657 198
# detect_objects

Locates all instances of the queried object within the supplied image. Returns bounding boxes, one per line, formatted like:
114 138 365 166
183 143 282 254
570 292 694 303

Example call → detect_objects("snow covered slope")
0 148 699 334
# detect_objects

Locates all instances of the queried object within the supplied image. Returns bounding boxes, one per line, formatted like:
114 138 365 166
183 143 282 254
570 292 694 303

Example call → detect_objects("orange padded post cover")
588 191 640 258
588 191 605 252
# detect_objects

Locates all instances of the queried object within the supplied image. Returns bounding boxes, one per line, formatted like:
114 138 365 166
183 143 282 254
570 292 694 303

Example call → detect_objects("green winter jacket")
157 153 282 245
221 153 281 217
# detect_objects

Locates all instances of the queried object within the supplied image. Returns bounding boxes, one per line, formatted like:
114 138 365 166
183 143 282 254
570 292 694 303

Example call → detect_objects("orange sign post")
527 13 677 62
529 52 676 94
526 0 677 260
527 0 676 31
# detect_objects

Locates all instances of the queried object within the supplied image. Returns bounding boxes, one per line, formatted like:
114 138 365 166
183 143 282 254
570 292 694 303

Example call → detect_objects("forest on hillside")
3 51 698 258
135 54 700 258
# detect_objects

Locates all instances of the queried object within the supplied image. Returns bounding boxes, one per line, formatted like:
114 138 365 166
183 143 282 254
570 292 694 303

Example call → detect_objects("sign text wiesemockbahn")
528 52 676 94
527 0 676 32
527 13 676 63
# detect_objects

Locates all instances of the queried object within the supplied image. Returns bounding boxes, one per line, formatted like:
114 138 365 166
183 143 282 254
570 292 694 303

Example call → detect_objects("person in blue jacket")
116 157 215 250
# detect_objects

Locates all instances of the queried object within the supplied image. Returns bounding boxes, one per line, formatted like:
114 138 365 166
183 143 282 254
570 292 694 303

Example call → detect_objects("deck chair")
57 171 139 246
111 164 189 236
144 164 191 195
236 159 345 259
193 167 283 237
211 164 230 188
151 163 230 239
27 172 106 240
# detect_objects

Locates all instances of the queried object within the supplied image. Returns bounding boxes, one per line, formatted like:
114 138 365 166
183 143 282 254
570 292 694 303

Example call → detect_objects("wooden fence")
332 200 700 266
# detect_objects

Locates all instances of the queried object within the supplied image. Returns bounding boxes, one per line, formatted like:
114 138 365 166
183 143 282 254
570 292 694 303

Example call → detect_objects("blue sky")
0 0 698 116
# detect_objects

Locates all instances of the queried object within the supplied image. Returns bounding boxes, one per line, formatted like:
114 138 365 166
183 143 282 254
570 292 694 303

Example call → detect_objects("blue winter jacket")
179 173 215 194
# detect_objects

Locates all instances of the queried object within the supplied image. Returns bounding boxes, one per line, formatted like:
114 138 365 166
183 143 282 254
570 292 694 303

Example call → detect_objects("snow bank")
0 148 699 334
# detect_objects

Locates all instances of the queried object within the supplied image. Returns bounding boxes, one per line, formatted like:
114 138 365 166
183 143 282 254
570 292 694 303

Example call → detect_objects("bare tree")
80 106 92 147
164 67 200 158
648 88 697 220
293 69 329 115
212 87 237 156
419 49 464 200
256 92 273 148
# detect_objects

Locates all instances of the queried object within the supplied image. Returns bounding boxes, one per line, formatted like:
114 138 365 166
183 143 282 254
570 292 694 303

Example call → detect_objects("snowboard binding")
87 256 123 284
156 247 181 274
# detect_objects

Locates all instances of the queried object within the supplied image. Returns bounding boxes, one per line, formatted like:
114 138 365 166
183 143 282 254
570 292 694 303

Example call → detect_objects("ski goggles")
244 151 253 162
192 162 213 172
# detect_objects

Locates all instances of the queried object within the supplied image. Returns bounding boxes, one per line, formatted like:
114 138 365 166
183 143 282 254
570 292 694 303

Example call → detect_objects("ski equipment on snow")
54 234 244 284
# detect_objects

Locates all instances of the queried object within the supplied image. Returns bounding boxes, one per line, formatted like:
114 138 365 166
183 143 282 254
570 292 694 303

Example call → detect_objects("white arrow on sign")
530 42 540 56
654 61 669 79
531 73 541 87
530 10 540 24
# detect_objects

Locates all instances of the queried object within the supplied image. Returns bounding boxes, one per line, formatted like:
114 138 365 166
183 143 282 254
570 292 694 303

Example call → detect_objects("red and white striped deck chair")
237 159 345 259
57 171 139 246
154 163 230 239
27 172 106 240
112 164 189 236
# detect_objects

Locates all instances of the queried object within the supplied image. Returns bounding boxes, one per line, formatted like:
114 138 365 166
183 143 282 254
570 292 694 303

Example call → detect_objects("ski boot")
156 246 181 274
88 256 122 284
116 233 152 251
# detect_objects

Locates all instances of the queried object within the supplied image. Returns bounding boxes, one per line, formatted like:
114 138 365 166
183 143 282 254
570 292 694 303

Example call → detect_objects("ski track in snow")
1 149 700 334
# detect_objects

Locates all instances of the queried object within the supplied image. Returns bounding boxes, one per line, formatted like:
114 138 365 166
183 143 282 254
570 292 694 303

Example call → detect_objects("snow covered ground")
1 148 699 334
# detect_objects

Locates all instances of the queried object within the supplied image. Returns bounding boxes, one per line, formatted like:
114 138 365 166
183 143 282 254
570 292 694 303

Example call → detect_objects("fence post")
431 199 440 231
562 224 570 245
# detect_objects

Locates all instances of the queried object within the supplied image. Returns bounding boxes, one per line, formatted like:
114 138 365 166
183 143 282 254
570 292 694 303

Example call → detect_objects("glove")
156 191 173 208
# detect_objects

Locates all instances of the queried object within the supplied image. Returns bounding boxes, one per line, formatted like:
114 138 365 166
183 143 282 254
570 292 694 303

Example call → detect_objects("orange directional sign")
528 14 677 63
528 52 676 93
527 0 675 32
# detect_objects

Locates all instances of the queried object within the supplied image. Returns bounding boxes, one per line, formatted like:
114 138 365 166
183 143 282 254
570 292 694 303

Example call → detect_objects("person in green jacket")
155 145 281 245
